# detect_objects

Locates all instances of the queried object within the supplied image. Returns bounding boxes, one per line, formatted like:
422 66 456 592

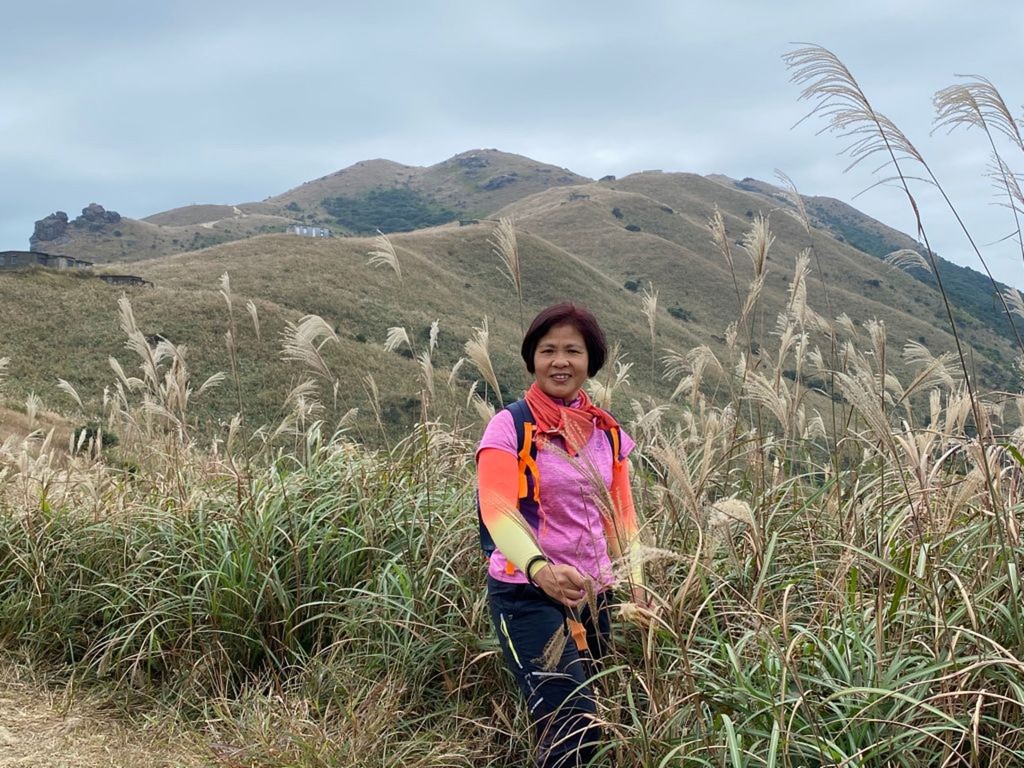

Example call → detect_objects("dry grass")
0 660 203 768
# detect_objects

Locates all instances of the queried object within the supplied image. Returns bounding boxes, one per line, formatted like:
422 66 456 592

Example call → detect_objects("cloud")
2 1 1022 287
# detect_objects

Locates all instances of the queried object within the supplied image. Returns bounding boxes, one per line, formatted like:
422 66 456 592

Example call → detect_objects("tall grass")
0 49 1023 767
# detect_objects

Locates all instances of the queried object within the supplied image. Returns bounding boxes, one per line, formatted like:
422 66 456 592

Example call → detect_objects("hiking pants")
488 575 612 768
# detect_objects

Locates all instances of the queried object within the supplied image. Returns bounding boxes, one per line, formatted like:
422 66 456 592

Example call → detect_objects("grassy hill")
0 226 702 442
6 151 1019 444
27 150 589 262
263 149 590 234
32 209 296 265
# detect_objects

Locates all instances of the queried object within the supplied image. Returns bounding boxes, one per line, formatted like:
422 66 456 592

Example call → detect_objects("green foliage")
322 188 458 234
668 305 692 322
72 422 118 450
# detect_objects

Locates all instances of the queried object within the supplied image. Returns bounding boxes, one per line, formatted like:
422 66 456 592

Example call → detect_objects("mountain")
27 150 589 264
4 151 1019 440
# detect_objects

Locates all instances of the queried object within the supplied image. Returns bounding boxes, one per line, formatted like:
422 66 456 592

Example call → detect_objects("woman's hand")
532 562 590 608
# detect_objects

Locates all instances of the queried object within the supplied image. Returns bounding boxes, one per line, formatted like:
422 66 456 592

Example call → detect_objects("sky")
3 0 1023 287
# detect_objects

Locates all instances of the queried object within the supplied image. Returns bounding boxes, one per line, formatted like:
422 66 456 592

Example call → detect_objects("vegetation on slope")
322 187 459 233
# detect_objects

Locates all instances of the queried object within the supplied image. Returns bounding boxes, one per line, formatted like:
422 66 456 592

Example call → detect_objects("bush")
625 224 641 232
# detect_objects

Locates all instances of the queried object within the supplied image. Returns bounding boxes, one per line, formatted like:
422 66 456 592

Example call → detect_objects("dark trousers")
488 575 612 768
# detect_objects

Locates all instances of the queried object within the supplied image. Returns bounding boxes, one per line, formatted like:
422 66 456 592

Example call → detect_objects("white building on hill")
288 225 332 238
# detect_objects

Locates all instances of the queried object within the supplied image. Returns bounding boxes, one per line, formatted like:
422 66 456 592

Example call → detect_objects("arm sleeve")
477 447 545 572
608 457 645 586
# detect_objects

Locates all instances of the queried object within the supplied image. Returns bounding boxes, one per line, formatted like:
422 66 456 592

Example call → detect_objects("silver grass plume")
641 282 658 380
280 314 340 383
641 282 658 343
246 300 261 342
367 230 402 282
417 320 440 404
785 44 925 173
774 169 812 236
786 251 811 324
588 346 632 410
885 248 931 274
446 358 466 392
708 206 735 273
464 318 502 406
418 350 435 402
383 326 411 354
629 398 668 439
56 379 84 411
1004 287 1024 320
741 214 774 277
470 387 496 422
833 313 858 340
490 217 524 332
25 393 41 427
901 341 957 394
933 75 1023 151
218 272 232 313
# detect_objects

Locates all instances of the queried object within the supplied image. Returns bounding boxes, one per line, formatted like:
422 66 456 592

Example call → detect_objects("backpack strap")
507 399 540 503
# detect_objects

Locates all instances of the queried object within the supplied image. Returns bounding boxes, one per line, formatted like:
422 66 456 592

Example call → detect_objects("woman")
477 302 646 767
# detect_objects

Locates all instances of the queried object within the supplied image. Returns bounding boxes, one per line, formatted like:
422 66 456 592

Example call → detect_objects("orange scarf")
524 382 618 456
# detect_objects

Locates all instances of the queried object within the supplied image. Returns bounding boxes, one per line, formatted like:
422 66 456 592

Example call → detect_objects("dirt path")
0 666 205 768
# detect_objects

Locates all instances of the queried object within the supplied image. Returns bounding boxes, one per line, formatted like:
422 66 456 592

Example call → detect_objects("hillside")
25 150 589 262
719 175 1024 347
29 203 296 264
263 149 590 233
5 151 1020 443
0 227 702 440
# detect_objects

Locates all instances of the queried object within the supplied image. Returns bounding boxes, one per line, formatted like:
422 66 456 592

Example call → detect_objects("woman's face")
533 323 589 402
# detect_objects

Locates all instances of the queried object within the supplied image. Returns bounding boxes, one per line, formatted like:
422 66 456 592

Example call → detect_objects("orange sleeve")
608 458 644 586
477 447 544 571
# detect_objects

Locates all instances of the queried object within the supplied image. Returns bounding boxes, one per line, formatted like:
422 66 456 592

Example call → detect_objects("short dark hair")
521 302 607 377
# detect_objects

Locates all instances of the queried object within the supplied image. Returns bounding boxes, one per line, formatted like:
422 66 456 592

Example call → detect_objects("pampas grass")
383 326 411 354
885 248 931 273
490 217 524 333
280 315 340 383
464 317 502 407
367 230 402 282
641 282 658 382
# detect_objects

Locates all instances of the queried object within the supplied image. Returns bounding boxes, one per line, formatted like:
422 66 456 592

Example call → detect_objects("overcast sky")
3 0 1022 287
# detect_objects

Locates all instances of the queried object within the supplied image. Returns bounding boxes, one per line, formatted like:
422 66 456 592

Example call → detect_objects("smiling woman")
476 302 648 767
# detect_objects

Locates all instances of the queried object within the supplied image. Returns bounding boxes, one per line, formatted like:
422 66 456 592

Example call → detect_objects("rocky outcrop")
30 204 123 248
456 154 489 171
74 203 121 232
480 172 519 191
31 211 69 245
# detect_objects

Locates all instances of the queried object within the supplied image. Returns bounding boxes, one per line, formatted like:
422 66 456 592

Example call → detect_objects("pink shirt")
478 407 635 587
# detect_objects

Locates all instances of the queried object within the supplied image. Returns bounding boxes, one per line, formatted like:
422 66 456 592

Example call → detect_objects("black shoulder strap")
506 398 534 456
